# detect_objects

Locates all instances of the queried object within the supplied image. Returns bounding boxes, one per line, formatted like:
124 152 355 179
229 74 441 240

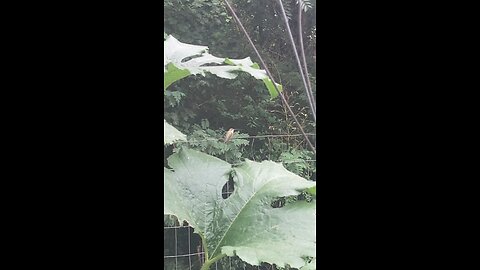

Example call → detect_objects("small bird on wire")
224 128 235 143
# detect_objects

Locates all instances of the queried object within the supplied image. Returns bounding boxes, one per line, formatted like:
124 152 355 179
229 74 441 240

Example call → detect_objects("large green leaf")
164 119 187 145
164 35 282 98
164 148 316 269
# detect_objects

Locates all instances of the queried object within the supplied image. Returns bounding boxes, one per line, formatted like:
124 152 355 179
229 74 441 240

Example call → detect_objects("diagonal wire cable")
277 0 316 118
297 0 315 102
223 0 316 154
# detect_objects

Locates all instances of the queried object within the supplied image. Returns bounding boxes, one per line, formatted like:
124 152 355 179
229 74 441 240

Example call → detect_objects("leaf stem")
200 254 227 270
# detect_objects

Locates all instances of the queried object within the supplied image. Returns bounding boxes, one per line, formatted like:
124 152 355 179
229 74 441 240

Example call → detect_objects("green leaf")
164 63 191 90
262 77 283 99
164 35 282 98
306 186 316 196
164 148 316 269
164 120 187 145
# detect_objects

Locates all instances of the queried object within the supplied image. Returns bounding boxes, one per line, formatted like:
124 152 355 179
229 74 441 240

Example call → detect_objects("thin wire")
183 133 316 143
188 227 192 269
297 0 314 101
228 159 316 166
223 0 316 155
174 226 178 269
277 0 316 120
165 225 193 229
281 159 316 163
251 138 256 161
245 133 316 138
164 252 205 258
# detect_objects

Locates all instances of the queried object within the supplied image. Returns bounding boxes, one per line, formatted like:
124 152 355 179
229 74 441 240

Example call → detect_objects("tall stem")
200 254 227 270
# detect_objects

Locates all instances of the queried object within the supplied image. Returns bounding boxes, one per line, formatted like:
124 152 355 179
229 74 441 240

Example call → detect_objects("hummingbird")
224 128 235 143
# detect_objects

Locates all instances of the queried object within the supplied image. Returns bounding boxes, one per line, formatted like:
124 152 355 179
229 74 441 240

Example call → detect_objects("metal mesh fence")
164 180 283 270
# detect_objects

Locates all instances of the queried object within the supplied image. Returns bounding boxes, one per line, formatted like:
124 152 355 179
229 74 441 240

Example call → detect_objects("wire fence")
164 180 301 270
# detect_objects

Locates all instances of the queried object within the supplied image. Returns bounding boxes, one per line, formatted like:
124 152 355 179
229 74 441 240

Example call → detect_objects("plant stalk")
200 254 227 270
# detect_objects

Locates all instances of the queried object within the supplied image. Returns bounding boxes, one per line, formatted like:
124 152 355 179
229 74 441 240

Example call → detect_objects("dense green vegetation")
164 1 316 269
164 0 316 175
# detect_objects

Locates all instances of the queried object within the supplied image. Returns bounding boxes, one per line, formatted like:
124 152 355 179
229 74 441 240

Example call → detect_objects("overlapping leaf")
164 119 187 145
164 35 282 98
164 148 316 269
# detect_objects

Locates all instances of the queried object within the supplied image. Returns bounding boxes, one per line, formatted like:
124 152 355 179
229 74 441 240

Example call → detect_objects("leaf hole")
221 174 235 199
271 197 286 208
